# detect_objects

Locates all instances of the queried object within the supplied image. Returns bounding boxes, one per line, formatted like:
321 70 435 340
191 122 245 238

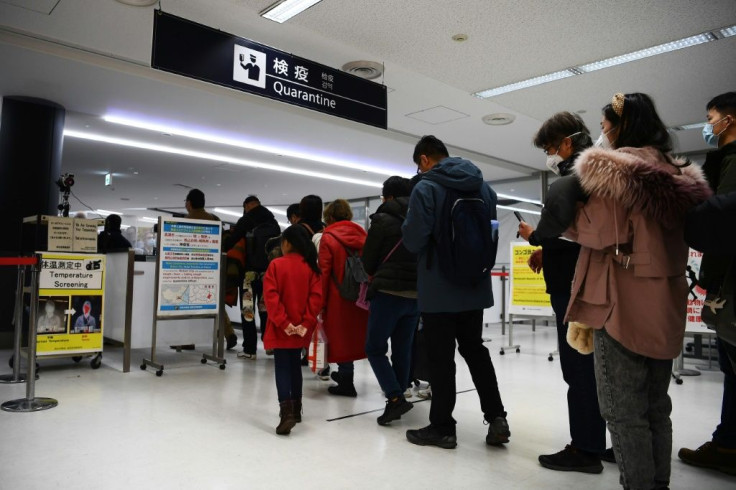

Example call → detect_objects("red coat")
262 253 322 350
319 220 369 363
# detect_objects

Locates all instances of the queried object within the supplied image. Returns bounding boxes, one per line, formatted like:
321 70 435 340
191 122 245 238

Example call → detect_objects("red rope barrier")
491 271 509 277
0 257 38 266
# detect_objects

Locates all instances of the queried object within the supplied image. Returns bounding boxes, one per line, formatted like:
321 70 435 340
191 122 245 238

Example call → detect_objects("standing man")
679 92 736 475
286 203 301 225
225 195 280 359
402 135 509 449
518 112 612 473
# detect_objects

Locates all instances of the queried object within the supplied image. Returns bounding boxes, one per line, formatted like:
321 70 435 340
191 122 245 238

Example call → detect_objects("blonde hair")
323 199 353 224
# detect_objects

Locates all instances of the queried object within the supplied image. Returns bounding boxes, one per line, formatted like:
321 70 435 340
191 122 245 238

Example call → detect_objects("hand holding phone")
513 211 524 222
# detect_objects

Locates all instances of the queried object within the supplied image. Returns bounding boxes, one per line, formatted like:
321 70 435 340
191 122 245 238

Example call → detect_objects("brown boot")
293 399 302 423
276 400 297 435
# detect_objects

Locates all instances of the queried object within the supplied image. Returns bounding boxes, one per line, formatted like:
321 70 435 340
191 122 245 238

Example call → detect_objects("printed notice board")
37 253 105 356
157 218 221 316
508 242 553 316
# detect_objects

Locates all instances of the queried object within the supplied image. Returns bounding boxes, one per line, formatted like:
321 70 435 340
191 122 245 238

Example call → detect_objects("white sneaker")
404 388 413 399
237 351 257 360
416 386 432 400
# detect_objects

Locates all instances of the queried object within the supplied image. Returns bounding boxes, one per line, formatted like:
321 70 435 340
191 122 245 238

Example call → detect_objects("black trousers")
242 276 268 353
422 309 505 435
550 292 606 454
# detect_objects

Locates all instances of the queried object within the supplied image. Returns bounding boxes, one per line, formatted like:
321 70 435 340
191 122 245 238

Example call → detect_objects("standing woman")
319 199 370 396
564 93 711 489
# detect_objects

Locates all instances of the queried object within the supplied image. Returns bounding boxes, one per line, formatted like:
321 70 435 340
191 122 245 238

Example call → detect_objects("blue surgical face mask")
703 116 729 148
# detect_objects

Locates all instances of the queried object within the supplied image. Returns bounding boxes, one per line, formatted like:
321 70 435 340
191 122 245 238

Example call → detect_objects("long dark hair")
603 93 672 154
281 225 320 275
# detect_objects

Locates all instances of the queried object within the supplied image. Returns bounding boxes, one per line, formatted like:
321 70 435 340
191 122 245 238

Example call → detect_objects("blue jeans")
365 292 418 399
594 328 673 490
550 293 606 454
713 338 736 448
274 349 302 403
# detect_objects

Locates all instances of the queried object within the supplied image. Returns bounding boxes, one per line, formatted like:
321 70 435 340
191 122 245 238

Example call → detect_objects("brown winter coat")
564 146 711 359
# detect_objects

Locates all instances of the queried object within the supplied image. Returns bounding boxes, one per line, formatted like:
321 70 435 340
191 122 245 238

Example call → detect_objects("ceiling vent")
342 61 384 80
482 113 516 126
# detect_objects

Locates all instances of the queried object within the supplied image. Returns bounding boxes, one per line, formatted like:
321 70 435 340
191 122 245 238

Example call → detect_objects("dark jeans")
242 275 267 354
422 309 505 435
365 293 418 399
713 338 736 449
274 349 303 403
594 328 673 490
550 292 606 454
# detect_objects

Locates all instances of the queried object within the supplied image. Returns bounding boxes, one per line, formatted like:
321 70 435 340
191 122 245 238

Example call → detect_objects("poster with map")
156 218 221 316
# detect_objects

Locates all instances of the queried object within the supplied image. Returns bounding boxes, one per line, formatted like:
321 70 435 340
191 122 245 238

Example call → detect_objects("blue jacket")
402 157 497 313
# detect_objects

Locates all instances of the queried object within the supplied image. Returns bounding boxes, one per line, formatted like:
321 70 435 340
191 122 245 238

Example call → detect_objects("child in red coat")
263 225 322 435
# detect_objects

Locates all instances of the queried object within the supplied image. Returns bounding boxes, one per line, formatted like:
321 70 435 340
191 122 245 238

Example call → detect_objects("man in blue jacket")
402 135 509 449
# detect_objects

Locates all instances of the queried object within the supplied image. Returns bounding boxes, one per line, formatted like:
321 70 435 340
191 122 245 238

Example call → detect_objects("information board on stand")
156 218 221 317
36 252 106 355
685 249 713 334
508 242 553 316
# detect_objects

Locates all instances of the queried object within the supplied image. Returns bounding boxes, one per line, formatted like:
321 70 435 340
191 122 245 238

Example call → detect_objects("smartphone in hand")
513 211 524 222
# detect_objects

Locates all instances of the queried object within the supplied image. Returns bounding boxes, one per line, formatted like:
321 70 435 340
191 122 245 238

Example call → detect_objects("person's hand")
528 248 543 273
286 323 298 336
518 221 534 241
295 325 308 337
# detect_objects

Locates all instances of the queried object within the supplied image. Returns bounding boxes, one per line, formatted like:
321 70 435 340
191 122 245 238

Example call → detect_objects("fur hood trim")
574 146 712 227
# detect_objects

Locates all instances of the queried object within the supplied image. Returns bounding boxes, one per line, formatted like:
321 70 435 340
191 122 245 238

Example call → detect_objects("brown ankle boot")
293 399 302 423
276 400 297 435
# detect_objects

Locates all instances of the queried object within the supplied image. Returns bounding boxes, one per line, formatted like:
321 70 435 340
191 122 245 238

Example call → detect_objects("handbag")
308 318 327 373
356 238 403 310
701 261 736 347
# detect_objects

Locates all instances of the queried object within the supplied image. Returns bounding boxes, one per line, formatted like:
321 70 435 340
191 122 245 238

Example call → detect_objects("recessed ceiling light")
63 130 383 188
452 34 468 42
576 109 587 114
482 113 516 125
473 25 733 98
260 0 323 23
115 0 157 5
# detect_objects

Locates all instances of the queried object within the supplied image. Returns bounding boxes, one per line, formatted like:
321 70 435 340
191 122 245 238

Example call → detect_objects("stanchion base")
0 373 34 384
1 397 58 412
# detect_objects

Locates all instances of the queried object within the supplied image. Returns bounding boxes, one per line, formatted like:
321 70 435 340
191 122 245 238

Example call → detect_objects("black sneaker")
406 425 457 449
538 445 603 474
485 416 511 446
226 334 238 350
601 447 616 463
377 397 413 426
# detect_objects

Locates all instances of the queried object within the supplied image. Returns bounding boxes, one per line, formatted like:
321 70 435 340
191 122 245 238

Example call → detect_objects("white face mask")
594 127 616 149
545 154 564 175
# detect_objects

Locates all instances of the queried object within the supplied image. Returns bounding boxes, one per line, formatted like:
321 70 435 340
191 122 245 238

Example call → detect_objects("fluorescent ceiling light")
474 70 575 98
674 122 706 131
496 193 542 206
213 208 242 218
577 33 715 73
139 217 159 223
498 205 541 216
267 208 287 216
103 115 396 177
261 0 322 23
474 26 733 98
64 130 382 188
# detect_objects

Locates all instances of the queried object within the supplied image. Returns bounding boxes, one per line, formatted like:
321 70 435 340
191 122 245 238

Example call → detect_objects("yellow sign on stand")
509 243 553 316
36 253 105 356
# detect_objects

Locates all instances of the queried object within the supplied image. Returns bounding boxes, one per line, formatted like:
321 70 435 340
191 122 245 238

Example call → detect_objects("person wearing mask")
362 176 418 425
97 214 132 253
262 225 322 435
402 135 509 450
678 91 736 475
319 199 369 396
561 93 711 490
517 113 612 473
225 195 280 359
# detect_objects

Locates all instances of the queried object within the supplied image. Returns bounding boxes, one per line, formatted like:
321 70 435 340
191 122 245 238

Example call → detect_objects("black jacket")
528 154 587 294
97 231 132 253
224 205 277 252
685 190 736 255
361 197 417 298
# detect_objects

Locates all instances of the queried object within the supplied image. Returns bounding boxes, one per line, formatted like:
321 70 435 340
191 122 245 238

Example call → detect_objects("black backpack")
326 232 369 301
430 186 497 286
246 221 282 272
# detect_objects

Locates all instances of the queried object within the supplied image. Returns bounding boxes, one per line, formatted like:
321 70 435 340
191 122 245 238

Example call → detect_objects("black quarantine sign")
152 11 387 129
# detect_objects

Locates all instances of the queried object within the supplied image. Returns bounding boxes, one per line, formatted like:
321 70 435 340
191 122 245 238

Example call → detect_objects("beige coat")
564 147 711 359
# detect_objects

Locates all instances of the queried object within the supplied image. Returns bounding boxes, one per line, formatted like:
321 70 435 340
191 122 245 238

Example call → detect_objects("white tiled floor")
0 324 733 489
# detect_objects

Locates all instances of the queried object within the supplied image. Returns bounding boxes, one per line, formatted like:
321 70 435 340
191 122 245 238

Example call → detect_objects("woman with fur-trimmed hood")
563 93 711 490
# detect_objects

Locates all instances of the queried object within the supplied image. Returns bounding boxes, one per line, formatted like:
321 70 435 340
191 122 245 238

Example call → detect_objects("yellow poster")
36 253 105 356
508 243 553 315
